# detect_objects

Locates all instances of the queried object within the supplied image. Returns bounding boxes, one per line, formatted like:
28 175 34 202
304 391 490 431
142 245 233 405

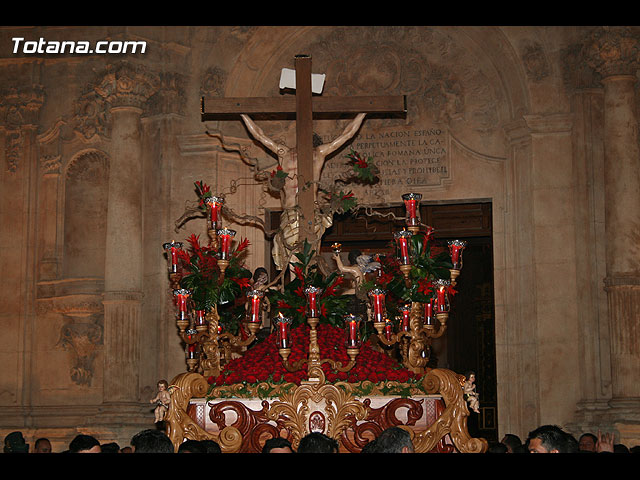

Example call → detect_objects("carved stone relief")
563 26 640 91
147 71 187 116
93 61 160 110
72 90 110 140
201 66 227 98
0 84 44 172
57 313 104 387
520 41 550 82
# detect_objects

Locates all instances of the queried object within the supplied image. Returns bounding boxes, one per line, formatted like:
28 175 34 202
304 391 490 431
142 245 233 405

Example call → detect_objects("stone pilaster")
96 62 159 404
585 28 640 426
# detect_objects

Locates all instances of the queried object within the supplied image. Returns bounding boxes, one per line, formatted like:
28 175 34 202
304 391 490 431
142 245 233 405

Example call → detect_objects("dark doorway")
267 201 498 442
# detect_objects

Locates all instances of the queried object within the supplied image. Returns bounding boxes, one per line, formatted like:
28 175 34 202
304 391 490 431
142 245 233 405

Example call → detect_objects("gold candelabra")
366 192 467 374
275 287 361 384
163 194 264 378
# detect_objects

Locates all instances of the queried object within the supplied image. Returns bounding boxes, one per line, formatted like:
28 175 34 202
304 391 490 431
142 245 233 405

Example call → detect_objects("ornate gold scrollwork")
414 368 488 453
165 372 242 453
265 369 368 450
166 368 487 453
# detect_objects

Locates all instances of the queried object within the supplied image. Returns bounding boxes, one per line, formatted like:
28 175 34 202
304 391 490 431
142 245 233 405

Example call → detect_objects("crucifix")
201 54 406 266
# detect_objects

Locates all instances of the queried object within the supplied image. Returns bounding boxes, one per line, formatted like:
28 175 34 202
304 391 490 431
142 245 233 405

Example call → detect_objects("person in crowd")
100 442 120 453
262 437 294 453
3 431 29 453
614 443 630 453
177 439 207 453
201 439 222 453
565 432 579 452
501 433 522 453
526 425 572 453
487 442 508 453
360 438 378 453
68 434 101 453
373 426 414 453
33 437 52 453
297 432 339 453
130 428 174 453
578 432 598 452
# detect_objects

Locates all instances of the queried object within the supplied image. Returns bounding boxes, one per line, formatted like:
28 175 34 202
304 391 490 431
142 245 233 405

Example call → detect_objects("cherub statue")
463 371 481 414
252 267 269 290
150 379 171 423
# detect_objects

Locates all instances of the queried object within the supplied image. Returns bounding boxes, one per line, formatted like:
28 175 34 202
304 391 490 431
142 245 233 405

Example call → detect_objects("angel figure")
150 379 171 423
463 371 481 414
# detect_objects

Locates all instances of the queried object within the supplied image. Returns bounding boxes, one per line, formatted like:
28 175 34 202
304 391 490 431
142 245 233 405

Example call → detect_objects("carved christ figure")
240 113 366 208
240 113 366 270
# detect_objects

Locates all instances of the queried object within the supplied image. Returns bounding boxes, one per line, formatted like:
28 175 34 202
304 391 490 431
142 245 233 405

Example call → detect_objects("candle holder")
205 196 224 249
304 286 322 319
448 239 467 286
368 288 387 331
277 309 360 384
394 230 413 284
246 289 265 326
432 278 451 326
174 289 191 333
369 281 451 374
402 192 422 234
217 227 236 275
163 241 183 289
165 183 258 377
177 299 263 377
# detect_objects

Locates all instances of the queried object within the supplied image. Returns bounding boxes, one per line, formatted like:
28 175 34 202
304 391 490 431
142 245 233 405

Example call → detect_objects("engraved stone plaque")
320 124 450 204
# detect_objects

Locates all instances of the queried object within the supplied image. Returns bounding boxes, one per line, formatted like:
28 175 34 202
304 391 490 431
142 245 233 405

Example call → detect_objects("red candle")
247 290 264 323
304 286 322 318
433 280 450 313
195 309 206 326
448 240 467 270
402 193 422 226
401 306 411 331
368 289 386 323
345 314 362 348
217 228 236 260
425 301 434 325
174 289 191 321
275 314 291 349
206 196 224 229
187 343 197 359
384 319 393 340
163 241 183 273
394 230 412 265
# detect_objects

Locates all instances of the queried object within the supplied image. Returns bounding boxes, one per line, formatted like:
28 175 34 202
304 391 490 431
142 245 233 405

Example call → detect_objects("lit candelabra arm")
394 230 413 285
448 239 467 286
163 241 183 289
402 192 422 234
216 228 236 275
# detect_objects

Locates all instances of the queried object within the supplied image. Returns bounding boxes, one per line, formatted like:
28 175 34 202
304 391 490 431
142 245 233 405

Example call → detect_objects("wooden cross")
201 54 406 247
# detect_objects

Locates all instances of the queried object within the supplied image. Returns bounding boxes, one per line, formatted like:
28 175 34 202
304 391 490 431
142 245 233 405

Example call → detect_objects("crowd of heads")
4 423 640 454
2 426 414 454
486 424 640 454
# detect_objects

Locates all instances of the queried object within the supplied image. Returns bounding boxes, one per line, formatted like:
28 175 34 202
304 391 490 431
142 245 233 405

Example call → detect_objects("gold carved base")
165 368 487 453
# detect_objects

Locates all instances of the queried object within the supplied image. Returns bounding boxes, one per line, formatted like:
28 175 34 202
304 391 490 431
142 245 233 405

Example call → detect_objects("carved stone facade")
1 25 639 451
